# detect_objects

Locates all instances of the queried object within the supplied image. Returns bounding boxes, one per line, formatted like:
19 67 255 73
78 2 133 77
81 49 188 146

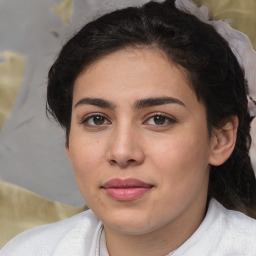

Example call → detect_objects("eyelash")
80 112 177 127
80 113 110 127
144 113 177 126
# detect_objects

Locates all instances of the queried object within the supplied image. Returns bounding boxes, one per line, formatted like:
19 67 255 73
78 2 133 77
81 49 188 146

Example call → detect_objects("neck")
104 196 208 256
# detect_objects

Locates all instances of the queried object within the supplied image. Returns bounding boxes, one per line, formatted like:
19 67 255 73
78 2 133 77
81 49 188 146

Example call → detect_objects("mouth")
101 178 154 201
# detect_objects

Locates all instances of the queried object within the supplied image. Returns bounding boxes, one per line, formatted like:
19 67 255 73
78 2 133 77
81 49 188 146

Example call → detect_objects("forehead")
72 47 198 107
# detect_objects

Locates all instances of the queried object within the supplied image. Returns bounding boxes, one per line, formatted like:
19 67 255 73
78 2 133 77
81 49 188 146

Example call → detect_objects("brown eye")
145 114 176 126
83 114 110 126
92 115 105 125
153 116 166 125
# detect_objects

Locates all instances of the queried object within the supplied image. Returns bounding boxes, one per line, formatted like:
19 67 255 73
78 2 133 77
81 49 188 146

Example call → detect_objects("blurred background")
0 0 255 207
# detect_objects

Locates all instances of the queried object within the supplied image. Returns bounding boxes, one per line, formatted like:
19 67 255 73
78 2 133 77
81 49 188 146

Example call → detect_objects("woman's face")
66 48 216 236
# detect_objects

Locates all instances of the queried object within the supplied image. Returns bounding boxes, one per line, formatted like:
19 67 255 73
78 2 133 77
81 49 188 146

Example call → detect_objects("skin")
66 47 237 256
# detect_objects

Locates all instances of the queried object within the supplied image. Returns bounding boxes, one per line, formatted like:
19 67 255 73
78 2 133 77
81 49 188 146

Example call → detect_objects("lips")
101 178 154 201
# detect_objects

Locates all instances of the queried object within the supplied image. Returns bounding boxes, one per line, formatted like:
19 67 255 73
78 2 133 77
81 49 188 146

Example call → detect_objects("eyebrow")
134 97 185 109
74 96 185 109
75 98 116 109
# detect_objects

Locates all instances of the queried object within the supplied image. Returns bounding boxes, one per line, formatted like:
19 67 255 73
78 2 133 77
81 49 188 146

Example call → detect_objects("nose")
106 125 145 168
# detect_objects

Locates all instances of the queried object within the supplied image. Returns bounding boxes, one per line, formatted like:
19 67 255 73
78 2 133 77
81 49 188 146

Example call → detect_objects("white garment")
1 199 256 256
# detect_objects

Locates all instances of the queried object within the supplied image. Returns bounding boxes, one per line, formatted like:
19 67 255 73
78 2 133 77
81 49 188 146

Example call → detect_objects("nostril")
109 158 136 166
110 160 117 165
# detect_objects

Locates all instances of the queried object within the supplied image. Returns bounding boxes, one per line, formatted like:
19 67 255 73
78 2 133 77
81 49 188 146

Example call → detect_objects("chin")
105 221 155 236
100 209 165 236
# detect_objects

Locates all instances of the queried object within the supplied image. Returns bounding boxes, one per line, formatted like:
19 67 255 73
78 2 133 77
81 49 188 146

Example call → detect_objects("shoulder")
175 199 256 256
213 199 256 233
0 209 102 256
206 199 256 255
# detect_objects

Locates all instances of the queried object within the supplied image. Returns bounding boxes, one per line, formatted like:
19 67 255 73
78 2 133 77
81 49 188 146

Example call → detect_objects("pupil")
93 116 104 125
154 116 165 125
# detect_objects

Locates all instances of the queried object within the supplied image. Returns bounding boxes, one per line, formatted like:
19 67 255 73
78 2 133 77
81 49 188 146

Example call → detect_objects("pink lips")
101 178 153 201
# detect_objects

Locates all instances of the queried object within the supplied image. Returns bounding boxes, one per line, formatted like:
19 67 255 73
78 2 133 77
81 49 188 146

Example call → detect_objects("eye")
145 114 176 126
82 114 110 126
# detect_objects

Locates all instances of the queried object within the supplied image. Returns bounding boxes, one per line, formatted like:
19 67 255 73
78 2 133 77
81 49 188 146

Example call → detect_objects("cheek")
68 141 105 206
67 136 105 192
69 134 104 167
147 129 211 182
148 134 210 210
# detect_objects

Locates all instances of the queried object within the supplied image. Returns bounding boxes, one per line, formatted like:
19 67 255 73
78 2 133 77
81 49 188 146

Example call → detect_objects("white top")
1 199 256 256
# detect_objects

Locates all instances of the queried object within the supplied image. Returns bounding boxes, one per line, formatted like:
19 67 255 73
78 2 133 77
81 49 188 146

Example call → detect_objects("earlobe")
209 116 239 166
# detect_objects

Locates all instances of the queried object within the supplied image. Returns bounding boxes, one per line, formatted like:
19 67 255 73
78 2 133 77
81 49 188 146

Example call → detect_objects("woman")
1 0 256 255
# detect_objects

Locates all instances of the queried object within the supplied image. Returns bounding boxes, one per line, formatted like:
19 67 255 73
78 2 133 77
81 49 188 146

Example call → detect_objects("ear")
209 116 239 166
